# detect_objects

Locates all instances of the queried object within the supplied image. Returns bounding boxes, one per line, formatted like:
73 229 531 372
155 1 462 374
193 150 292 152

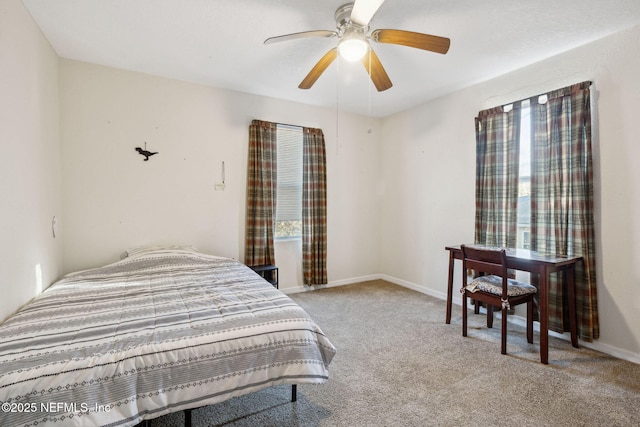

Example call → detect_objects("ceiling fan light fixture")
337 34 368 61
265 0 450 91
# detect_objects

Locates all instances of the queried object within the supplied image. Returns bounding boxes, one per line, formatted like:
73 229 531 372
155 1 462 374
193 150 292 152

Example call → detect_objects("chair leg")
527 300 534 344
501 307 508 355
462 293 468 337
486 305 493 328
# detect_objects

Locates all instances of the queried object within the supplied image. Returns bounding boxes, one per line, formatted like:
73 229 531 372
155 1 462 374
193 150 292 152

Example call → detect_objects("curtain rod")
253 119 317 131
276 122 303 130
481 80 593 115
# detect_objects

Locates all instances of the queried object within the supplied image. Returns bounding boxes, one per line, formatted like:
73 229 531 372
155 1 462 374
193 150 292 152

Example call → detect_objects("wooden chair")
460 245 537 354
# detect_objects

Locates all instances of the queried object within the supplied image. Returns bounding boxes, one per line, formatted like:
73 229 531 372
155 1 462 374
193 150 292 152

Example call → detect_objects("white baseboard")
280 274 382 295
577 339 640 365
506 312 640 365
379 274 450 301
387 275 640 365
283 273 640 365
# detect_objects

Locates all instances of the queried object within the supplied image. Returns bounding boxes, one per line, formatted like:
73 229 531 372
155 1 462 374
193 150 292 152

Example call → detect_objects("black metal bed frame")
138 384 297 427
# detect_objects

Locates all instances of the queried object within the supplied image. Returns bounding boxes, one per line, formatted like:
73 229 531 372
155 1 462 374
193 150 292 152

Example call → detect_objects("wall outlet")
215 183 225 191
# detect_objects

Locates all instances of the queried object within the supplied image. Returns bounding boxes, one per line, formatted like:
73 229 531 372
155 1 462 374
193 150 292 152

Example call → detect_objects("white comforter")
0 248 335 426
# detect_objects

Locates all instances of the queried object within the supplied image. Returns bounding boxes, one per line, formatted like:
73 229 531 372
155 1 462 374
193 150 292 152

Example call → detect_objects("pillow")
123 245 198 259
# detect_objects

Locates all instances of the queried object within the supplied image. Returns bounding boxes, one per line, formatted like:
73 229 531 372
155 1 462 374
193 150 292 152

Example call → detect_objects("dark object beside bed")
0 247 335 426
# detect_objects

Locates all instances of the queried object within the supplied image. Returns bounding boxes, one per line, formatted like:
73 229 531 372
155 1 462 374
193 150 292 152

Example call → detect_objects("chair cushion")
465 275 537 297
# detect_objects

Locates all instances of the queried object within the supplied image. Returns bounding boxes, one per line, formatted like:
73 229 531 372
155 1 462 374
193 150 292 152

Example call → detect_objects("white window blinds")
276 124 303 223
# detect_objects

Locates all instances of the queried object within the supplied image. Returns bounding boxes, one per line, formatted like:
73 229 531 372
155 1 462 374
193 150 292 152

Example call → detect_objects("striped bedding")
0 248 336 427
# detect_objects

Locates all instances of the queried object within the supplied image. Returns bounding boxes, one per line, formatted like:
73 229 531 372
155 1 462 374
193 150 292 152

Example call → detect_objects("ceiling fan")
264 0 450 92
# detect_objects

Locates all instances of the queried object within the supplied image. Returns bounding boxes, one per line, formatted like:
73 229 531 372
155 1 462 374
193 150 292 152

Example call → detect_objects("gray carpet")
152 280 640 426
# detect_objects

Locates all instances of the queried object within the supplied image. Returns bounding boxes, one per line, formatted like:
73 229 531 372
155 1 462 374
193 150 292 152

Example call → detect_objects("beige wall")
379 25 640 363
59 60 382 290
0 0 62 321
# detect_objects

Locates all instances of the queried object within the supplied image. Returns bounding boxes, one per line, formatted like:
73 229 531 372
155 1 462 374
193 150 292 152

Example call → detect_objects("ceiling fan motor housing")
334 3 355 29
335 3 369 35
335 2 368 47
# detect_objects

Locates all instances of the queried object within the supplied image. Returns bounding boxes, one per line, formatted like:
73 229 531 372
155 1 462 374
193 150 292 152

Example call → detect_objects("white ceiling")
21 0 640 117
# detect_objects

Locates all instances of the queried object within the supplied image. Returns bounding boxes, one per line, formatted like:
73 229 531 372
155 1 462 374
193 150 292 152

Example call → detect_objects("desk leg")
567 266 579 348
446 251 455 324
539 266 549 364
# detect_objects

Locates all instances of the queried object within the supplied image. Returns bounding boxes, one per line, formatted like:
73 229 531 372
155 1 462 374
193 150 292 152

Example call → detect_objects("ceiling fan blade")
361 47 392 92
264 30 338 45
299 48 338 89
371 29 450 54
350 0 386 26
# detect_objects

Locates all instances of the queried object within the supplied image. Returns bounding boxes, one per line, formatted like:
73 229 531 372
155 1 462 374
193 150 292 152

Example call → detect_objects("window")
516 100 531 250
275 124 303 238
475 82 598 340
516 96 546 250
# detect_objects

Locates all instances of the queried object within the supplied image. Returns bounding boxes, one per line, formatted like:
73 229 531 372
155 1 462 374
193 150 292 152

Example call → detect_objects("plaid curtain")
245 120 277 267
530 81 599 341
474 103 521 248
302 127 327 285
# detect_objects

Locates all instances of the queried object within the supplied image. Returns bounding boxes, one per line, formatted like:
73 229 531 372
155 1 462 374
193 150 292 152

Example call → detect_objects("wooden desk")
445 245 581 364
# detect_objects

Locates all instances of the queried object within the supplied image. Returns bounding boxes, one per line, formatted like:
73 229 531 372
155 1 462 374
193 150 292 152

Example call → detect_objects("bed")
0 247 336 426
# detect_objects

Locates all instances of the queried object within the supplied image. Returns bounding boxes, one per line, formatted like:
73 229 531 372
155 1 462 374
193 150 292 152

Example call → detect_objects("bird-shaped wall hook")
135 142 158 161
